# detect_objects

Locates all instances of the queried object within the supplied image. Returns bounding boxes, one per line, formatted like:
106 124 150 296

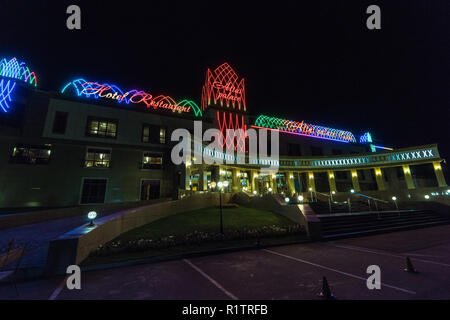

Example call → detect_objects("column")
351 170 360 192
307 171 316 192
271 173 278 193
374 167 385 191
433 161 448 187
198 166 205 191
328 171 337 193
287 171 295 196
402 165 415 189
185 162 192 190
232 169 240 192
251 170 257 194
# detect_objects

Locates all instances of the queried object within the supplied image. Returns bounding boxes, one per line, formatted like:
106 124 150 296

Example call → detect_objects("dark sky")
1 0 449 158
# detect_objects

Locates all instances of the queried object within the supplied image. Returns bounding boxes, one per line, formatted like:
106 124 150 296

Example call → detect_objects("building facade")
0 58 447 208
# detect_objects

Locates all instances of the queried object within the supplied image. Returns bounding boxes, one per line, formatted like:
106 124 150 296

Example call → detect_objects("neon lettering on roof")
61 79 202 117
253 115 357 143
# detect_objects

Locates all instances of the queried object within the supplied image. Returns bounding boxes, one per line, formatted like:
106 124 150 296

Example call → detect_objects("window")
310 146 323 156
288 143 301 156
160 128 166 144
142 152 163 169
86 117 117 138
84 148 111 168
11 145 51 165
80 179 107 204
52 111 68 134
332 149 343 155
142 124 166 144
336 171 348 180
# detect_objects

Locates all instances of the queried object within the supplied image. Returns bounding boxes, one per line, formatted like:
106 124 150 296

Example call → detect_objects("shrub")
90 224 305 257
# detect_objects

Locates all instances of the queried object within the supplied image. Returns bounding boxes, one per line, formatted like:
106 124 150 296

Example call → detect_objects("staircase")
319 210 450 240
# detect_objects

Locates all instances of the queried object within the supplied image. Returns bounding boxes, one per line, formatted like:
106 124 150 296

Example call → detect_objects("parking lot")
2 224 450 300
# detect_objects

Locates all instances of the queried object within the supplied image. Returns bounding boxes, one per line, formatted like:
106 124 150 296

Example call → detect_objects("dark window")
142 124 166 144
310 146 323 156
86 117 117 138
10 145 51 165
288 143 302 156
141 152 163 169
383 168 389 182
140 180 160 200
52 111 68 134
84 148 111 168
357 169 366 180
397 167 405 179
336 171 348 180
81 179 107 204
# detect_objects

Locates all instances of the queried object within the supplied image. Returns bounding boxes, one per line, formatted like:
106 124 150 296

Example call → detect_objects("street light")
87 211 97 227
350 189 355 194
285 197 290 203
218 181 229 234
392 196 399 211
298 195 304 202
424 194 430 200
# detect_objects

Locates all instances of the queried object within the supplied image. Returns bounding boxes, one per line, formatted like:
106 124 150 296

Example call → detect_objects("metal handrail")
354 193 389 204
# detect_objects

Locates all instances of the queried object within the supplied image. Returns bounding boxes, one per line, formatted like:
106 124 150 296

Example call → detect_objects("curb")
80 238 312 274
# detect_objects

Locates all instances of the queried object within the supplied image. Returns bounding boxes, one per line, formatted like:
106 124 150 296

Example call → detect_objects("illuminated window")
160 128 166 144
86 117 117 138
142 152 163 169
10 145 51 165
142 124 166 144
84 148 111 168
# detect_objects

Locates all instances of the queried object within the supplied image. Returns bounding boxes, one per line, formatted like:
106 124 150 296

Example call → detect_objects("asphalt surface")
2 224 450 300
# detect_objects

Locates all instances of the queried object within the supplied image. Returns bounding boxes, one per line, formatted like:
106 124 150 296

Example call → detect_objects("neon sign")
0 57 38 113
61 79 202 117
252 115 357 143
201 63 245 111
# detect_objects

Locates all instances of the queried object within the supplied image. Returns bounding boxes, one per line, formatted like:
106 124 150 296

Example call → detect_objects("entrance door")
141 179 160 200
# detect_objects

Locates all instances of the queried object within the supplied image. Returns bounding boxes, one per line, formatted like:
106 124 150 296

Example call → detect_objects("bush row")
91 224 305 257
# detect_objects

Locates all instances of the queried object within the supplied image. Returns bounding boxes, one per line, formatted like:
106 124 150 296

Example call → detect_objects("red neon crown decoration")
216 111 247 152
201 62 246 112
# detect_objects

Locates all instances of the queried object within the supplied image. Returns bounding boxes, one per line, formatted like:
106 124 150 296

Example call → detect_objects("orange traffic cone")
318 276 335 300
404 257 418 273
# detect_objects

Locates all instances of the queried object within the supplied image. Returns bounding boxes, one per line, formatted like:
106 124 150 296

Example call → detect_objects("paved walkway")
2 224 450 299
0 215 88 268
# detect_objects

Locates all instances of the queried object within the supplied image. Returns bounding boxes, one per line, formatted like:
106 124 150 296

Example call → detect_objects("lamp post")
392 196 399 211
217 181 228 234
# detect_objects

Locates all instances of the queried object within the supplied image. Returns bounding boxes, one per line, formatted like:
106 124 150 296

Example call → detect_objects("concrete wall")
232 192 322 240
0 199 171 230
45 192 232 275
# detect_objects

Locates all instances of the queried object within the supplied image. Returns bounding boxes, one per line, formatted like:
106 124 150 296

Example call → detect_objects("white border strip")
184 259 238 300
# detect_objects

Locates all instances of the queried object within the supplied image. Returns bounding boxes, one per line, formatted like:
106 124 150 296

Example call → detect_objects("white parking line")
263 249 416 295
184 259 238 300
49 277 67 300
326 243 450 268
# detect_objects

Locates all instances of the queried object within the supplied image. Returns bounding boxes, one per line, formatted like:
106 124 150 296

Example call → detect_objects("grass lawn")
117 206 297 242
83 206 307 266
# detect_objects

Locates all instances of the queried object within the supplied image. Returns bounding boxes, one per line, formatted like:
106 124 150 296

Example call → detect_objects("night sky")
2 1 449 161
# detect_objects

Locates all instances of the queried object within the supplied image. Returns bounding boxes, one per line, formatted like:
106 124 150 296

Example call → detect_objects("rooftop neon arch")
61 79 202 117
0 57 38 113
252 115 357 143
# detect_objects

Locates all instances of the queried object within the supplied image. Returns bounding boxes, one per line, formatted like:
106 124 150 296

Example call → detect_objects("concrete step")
322 219 450 240
322 216 448 234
